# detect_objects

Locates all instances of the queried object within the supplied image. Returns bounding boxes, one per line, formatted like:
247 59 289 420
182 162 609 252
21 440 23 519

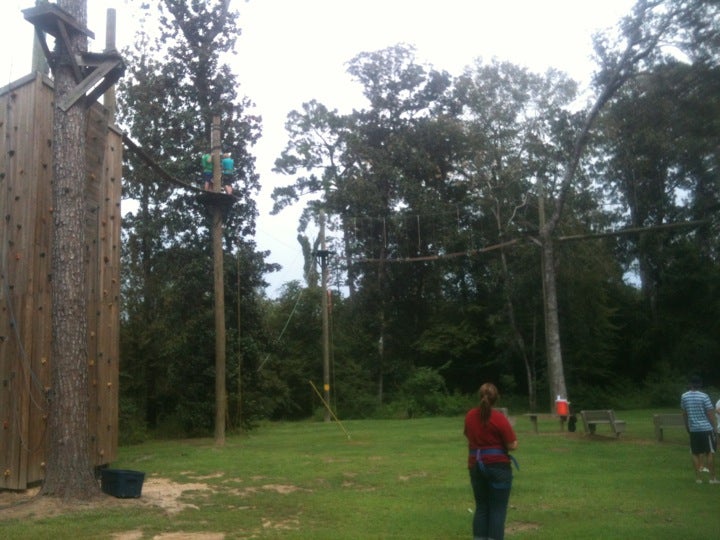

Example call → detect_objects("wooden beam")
59 58 124 111
22 4 95 40
23 4 92 83
55 18 83 83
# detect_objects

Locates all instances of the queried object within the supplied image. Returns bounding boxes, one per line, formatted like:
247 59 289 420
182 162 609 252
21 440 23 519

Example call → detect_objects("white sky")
1 0 636 297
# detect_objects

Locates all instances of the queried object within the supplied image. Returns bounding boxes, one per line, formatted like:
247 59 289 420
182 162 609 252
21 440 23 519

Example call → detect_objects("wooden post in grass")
318 210 331 422
211 115 227 446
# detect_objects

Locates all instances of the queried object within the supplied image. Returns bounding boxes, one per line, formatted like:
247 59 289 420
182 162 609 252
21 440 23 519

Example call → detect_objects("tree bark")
539 228 567 406
41 0 99 500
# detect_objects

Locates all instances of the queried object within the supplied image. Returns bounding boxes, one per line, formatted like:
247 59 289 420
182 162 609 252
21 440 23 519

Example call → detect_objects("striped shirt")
680 390 713 432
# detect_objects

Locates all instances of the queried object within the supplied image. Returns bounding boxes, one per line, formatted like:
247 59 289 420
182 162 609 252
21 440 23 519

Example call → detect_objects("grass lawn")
0 409 716 539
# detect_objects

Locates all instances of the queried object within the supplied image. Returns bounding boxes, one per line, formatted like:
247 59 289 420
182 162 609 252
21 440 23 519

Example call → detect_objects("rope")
256 284 305 372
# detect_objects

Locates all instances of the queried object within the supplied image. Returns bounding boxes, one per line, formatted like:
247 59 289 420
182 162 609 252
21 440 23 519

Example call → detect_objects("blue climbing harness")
470 447 519 473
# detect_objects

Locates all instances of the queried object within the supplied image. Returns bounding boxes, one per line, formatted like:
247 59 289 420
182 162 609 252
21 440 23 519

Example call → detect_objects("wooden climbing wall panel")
0 73 121 490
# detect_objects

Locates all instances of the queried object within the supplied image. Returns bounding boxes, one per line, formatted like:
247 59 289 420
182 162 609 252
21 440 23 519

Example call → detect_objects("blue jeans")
469 463 512 540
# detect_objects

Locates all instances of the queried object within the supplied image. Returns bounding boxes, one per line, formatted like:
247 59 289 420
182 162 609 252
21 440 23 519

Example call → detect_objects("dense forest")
117 0 719 439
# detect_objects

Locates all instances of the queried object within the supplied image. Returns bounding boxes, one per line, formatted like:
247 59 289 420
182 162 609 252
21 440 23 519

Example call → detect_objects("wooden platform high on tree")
120 133 239 215
197 190 238 214
23 3 125 111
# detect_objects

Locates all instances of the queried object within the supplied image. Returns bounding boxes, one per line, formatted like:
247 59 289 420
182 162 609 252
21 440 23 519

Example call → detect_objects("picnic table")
523 412 567 433
653 413 685 441
579 409 626 437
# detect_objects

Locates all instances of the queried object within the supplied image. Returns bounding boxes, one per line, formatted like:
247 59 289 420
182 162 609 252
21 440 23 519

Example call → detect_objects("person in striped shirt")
680 375 718 484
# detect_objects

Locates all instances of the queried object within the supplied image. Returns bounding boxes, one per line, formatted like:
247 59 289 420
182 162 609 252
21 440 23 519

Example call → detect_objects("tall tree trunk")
534 2 667 407
539 229 567 407
376 239 387 405
42 0 99 499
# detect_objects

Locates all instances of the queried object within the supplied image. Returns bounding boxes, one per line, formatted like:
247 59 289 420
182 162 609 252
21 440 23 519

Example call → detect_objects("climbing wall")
0 72 121 490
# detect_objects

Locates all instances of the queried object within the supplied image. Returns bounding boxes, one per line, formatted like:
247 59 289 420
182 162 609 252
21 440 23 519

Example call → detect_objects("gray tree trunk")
539 228 567 406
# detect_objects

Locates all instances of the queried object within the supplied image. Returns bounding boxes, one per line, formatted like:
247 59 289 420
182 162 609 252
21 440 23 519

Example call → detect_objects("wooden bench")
523 413 567 433
653 413 685 441
579 409 626 437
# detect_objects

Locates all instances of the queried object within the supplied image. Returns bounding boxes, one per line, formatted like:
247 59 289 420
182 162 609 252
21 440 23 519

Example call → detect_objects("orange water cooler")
555 395 569 416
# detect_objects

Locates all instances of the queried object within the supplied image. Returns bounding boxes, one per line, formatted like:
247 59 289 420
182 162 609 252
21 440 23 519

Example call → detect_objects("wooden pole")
236 249 243 429
103 8 117 121
211 115 226 446
31 0 50 75
319 210 331 422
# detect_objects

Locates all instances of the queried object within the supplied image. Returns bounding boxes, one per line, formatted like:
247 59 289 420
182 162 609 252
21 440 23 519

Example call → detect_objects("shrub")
118 397 148 445
399 366 448 417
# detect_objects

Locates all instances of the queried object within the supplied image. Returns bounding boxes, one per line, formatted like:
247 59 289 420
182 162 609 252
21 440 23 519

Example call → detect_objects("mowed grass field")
1 409 717 539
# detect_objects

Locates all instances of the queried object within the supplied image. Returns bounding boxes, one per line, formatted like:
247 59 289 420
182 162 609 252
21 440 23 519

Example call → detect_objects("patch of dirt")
261 516 300 531
110 531 225 540
223 483 309 498
1 475 306 539
398 471 428 482
507 521 542 533
0 476 213 521
112 532 225 540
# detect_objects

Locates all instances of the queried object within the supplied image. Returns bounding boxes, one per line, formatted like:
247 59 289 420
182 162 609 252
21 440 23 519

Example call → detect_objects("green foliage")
399 366 448 417
117 397 148 446
116 0 271 435
266 36 720 421
641 362 690 408
112 3 720 434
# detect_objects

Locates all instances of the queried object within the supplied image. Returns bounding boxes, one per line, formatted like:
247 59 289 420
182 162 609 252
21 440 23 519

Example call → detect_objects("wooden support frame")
23 4 124 111
60 54 124 111
23 4 94 79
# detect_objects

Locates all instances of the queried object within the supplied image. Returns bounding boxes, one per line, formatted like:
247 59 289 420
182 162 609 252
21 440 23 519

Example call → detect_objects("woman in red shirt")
464 383 518 540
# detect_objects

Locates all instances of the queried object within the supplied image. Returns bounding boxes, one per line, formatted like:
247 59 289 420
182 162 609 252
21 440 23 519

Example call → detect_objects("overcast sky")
1 0 636 297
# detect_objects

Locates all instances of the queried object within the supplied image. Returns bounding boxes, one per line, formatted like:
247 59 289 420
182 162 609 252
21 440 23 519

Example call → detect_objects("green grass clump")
1 409 715 539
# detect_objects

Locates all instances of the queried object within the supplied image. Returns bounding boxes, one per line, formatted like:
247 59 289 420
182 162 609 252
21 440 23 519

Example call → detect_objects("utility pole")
103 8 117 121
316 210 332 422
31 0 50 74
236 248 243 428
211 115 227 445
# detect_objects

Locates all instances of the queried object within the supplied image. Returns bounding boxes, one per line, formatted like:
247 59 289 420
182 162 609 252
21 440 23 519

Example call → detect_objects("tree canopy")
115 0 720 433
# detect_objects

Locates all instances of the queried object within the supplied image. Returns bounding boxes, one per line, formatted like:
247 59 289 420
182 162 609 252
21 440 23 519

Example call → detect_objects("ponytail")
478 383 499 423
